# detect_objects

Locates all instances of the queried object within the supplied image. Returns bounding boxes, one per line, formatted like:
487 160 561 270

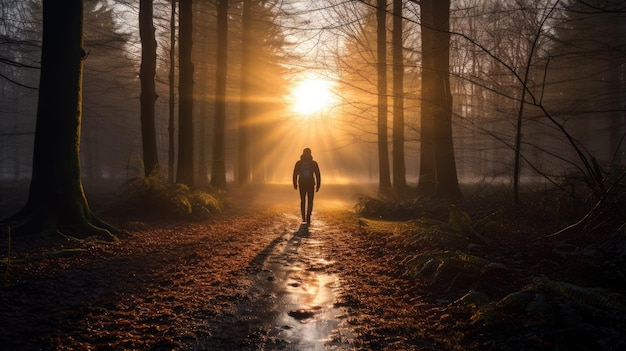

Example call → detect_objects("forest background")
1 1 625 348
1 0 623 199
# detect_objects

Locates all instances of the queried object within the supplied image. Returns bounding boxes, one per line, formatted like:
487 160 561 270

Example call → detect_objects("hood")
300 154 313 162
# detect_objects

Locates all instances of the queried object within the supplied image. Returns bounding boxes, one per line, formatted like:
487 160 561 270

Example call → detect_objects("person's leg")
299 186 307 222
306 186 315 224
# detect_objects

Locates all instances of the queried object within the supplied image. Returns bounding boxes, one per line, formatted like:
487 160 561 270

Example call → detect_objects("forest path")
0 184 433 350
207 210 353 350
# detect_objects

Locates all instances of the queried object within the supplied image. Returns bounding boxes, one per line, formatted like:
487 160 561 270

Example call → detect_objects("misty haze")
1 0 625 350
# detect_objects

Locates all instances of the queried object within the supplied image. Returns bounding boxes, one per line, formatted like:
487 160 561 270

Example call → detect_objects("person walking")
293 147 321 225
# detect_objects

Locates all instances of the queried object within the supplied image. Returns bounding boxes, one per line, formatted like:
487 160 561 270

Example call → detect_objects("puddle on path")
244 215 352 350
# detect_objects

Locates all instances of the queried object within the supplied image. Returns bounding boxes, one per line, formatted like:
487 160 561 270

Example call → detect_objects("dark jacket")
293 154 321 189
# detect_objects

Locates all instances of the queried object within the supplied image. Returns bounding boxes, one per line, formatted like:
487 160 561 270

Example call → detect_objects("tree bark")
176 0 194 187
2 0 118 240
139 0 159 177
211 0 228 189
418 0 437 196
238 0 252 187
376 0 392 194
392 0 406 192
168 0 176 183
419 0 462 200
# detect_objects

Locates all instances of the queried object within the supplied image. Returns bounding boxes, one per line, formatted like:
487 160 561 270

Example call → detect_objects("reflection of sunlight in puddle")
278 272 340 349
287 273 336 310
239 214 356 350
259 229 346 350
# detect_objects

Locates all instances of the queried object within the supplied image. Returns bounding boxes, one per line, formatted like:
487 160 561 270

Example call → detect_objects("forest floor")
0 184 436 350
1 183 625 350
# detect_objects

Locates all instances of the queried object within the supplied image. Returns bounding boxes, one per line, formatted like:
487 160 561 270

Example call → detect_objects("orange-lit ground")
1 184 437 350
3 184 625 350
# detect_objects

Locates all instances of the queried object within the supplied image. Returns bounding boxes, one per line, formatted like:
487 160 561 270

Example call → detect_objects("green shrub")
120 172 222 220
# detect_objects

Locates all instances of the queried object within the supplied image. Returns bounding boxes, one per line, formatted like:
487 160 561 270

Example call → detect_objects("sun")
289 78 336 116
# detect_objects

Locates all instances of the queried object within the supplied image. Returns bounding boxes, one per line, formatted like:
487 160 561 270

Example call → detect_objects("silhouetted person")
293 147 321 225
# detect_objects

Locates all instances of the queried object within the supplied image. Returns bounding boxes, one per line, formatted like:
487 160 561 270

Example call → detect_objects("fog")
1 1 624 198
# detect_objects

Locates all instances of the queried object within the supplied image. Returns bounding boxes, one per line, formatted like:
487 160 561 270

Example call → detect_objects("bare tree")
176 0 194 186
392 0 406 192
2 0 118 239
238 0 252 187
139 0 159 177
418 0 462 199
168 0 176 183
211 0 228 189
377 0 392 193
512 1 560 202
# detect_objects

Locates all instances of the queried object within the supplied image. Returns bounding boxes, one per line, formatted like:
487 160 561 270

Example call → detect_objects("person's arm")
315 162 321 191
293 161 300 189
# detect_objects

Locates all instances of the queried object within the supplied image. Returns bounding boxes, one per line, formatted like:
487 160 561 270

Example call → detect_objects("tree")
139 0 159 177
192 1 215 189
238 0 252 186
81 0 137 183
548 0 626 171
244 1 290 184
377 0 392 194
512 1 559 203
392 0 407 192
326 0 418 185
168 0 176 183
2 0 118 240
0 1 40 181
418 0 462 199
176 0 194 186
211 0 228 189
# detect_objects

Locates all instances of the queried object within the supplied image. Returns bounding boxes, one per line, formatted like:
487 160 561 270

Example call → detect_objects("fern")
454 290 491 308
399 220 472 251
448 205 491 245
189 191 222 219
528 276 626 312
494 276 626 331
449 205 473 234
398 207 494 250
403 251 493 287
495 291 534 312
453 290 498 326
120 172 223 220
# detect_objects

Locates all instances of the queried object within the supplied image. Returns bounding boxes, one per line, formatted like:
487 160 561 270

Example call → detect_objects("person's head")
303 147 312 156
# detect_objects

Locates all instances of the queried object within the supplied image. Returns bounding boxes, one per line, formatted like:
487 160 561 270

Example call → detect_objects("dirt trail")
208 213 353 350
1 185 432 350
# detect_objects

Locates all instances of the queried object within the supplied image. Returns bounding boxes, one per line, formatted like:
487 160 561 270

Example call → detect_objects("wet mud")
207 214 353 350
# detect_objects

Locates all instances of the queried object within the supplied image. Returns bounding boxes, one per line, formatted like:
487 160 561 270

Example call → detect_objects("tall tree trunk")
139 0 159 177
197 96 209 187
2 0 117 240
419 0 462 200
430 0 461 199
392 0 406 192
418 0 437 196
238 0 252 187
194 2 212 189
168 0 176 183
176 0 194 186
211 0 228 189
376 0 392 194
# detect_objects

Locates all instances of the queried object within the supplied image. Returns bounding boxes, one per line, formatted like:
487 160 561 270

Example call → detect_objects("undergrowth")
355 182 626 349
119 171 223 220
